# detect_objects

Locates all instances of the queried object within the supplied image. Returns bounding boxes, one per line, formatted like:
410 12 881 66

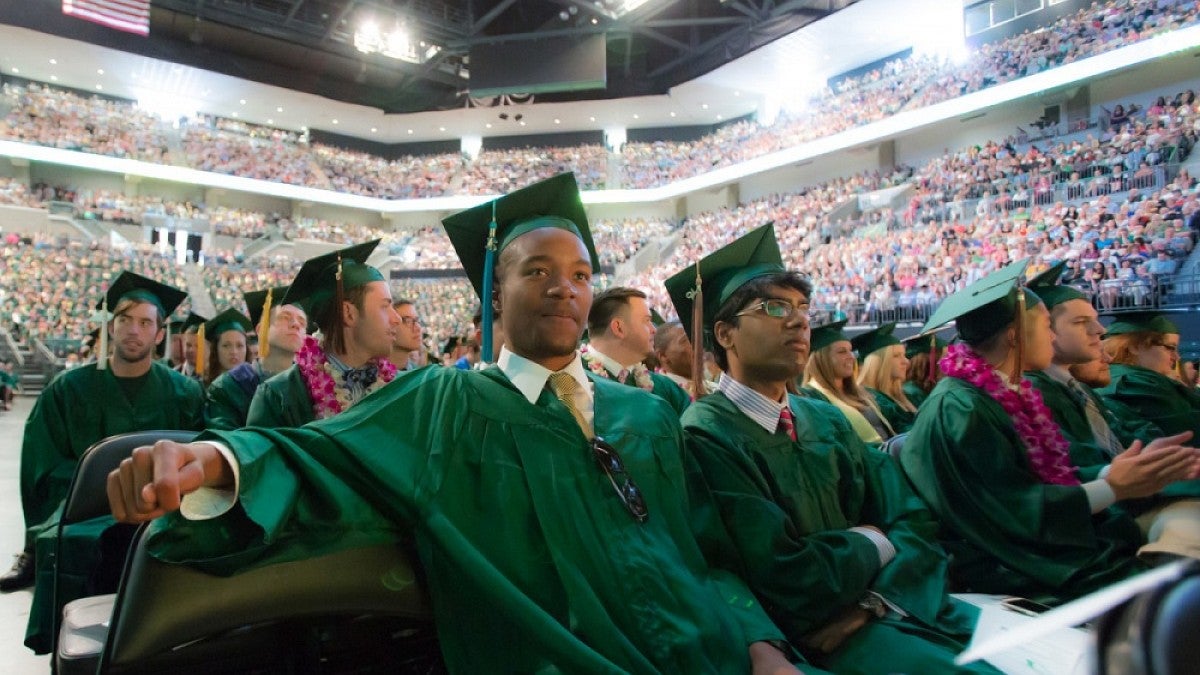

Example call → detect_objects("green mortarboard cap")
282 240 383 318
810 319 851 353
99 271 187 318
1104 312 1180 337
904 334 950 359
170 312 208 333
664 223 785 343
203 308 252 338
921 259 1042 345
244 286 290 328
851 322 901 362
441 172 600 364
650 308 666 327
442 172 600 299
1026 261 1088 310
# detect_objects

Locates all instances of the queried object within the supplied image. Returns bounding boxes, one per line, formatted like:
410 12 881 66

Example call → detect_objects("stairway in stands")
181 264 217 318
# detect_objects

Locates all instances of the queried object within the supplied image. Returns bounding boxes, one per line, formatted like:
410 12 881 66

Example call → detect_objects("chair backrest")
61 430 199 526
100 527 434 672
882 432 907 463
1096 561 1200 675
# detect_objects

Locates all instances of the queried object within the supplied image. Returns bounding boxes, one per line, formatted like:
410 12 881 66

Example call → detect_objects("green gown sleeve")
1099 365 1200 440
245 367 313 428
869 389 916 435
19 376 78 533
650 372 691 416
205 371 253 431
902 381 928 409
901 379 1143 601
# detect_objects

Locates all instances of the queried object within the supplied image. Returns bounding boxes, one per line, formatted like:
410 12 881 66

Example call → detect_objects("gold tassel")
97 297 108 371
196 324 206 381
259 287 273 360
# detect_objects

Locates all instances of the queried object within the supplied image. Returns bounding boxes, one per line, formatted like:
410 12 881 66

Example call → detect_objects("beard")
113 340 155 365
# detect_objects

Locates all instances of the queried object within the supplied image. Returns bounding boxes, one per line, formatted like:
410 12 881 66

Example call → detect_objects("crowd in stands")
0 177 39 208
0 237 191 355
3 0 1196 197
0 83 168 162
201 254 302 317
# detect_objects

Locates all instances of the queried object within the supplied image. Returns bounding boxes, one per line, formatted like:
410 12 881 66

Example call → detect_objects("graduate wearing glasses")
107 174 803 675
668 225 991 674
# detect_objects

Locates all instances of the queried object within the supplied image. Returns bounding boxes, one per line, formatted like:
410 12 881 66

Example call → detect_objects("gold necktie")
548 371 593 439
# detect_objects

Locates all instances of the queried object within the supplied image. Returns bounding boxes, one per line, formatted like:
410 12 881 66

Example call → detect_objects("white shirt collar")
717 373 787 434
497 346 593 405
1044 363 1075 386
583 344 633 376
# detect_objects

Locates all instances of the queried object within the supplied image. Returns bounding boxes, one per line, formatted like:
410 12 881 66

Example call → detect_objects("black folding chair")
85 526 438 674
51 430 197 664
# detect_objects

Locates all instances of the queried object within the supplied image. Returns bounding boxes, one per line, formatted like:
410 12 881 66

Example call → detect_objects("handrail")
0 328 24 368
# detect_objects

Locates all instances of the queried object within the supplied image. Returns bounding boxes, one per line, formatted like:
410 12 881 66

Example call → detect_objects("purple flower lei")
939 342 1079 486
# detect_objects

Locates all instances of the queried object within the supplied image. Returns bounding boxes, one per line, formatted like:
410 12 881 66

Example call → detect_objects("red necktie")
778 406 797 441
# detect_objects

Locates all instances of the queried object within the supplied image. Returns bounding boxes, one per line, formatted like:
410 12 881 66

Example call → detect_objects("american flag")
62 0 150 37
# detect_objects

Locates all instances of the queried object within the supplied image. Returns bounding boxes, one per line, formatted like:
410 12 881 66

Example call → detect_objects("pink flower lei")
294 336 398 419
939 342 1079 486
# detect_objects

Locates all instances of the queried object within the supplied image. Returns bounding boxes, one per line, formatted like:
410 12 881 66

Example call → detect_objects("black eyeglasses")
399 316 422 326
591 436 649 523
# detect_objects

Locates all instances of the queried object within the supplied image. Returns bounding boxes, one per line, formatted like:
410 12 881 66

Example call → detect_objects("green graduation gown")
147 366 789 673
245 365 315 428
205 362 268 430
682 392 989 674
1027 369 1199 506
1098 364 1200 442
867 388 916 435
799 385 830 404
902 381 930 409
901 377 1144 604
20 361 204 653
590 367 691 416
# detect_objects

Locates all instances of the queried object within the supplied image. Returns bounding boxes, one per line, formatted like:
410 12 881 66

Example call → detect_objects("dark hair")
587 286 647 337
710 272 812 371
653 320 685 354
393 298 414 310
112 297 164 330
317 284 369 353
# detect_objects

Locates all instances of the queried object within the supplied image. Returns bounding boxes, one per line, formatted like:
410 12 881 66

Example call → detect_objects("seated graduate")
802 320 896 446
171 313 207 381
199 308 251 389
582 286 691 415
390 298 424 371
901 335 947 409
245 240 400 429
853 323 919 435
1024 264 1200 562
900 260 1200 604
107 174 802 675
205 287 307 430
654 320 717 397
13 272 204 653
1097 312 1200 442
667 224 992 674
